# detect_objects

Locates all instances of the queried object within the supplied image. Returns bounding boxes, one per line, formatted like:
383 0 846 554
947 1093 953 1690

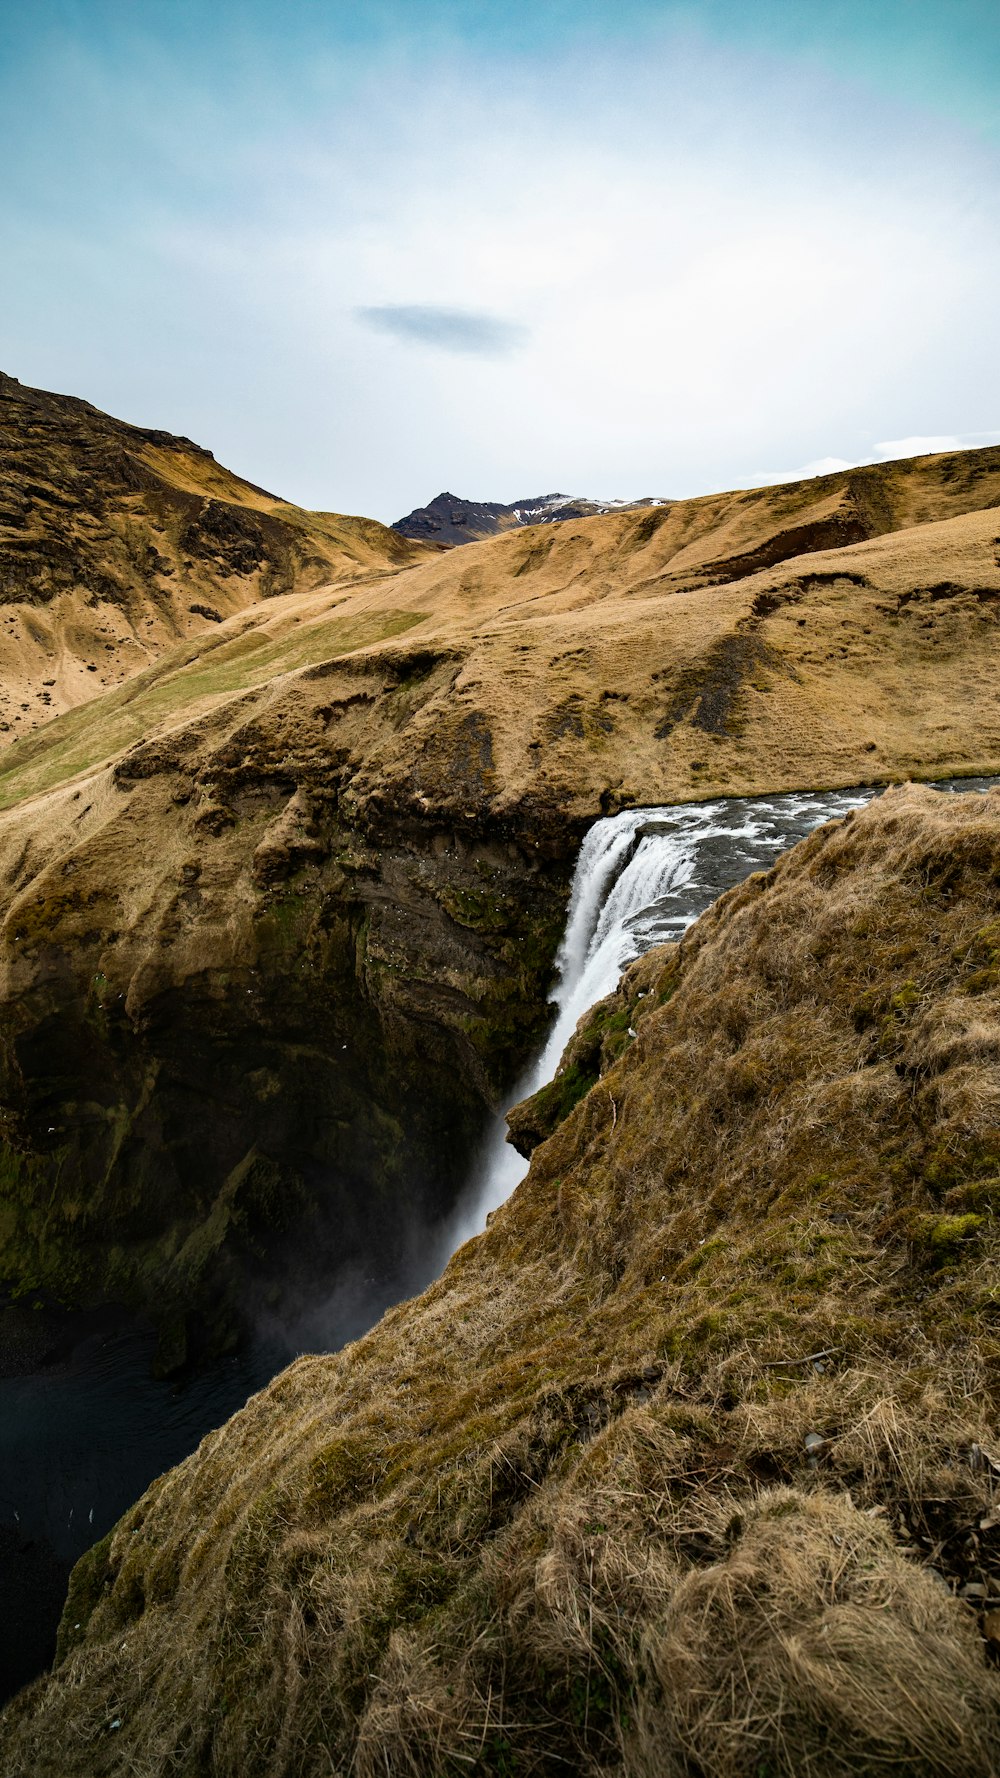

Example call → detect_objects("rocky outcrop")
4 785 1000 1774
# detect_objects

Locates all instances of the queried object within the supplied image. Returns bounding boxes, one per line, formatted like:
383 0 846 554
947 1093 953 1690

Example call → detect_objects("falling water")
444 779 999 1245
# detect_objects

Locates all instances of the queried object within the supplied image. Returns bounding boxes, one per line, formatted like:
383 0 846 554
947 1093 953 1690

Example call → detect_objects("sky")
1 1 999 522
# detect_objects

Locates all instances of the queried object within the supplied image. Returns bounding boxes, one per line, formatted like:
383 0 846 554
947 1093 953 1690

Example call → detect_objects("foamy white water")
441 786 878 1248
439 775 1000 1253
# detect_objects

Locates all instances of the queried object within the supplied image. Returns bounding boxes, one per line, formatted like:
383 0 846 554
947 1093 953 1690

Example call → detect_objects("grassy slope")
0 602 426 810
3 785 1000 1775
2 445 1000 831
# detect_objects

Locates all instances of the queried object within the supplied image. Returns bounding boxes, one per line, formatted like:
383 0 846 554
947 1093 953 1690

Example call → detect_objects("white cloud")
750 432 1000 487
875 431 1000 456
4 24 999 518
745 458 856 486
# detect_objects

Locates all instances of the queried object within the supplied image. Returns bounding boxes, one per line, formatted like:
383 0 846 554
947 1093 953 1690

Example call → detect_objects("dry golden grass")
4 392 1000 811
1 446 999 969
3 784 1000 1775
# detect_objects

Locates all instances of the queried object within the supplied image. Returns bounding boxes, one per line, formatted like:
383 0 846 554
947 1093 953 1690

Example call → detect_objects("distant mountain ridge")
393 488 670 547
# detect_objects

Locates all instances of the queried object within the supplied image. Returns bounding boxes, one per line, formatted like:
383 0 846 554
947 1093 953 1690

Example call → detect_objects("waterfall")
440 775 999 1252
441 785 886 1249
531 814 700 1093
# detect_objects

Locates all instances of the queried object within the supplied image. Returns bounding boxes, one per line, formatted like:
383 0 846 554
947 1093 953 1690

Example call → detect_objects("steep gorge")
4 783 1000 1775
0 671 570 1366
1 394 1000 1356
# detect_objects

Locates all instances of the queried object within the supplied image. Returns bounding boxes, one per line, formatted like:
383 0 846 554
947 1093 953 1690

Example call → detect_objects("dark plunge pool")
0 1301 265 1698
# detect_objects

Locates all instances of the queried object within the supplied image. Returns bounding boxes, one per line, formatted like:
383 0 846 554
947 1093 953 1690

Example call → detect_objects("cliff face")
0 643 570 1363
4 784 999 1775
0 417 997 1348
0 371 426 744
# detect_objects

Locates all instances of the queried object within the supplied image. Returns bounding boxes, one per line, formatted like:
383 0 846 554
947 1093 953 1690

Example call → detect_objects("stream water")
1 775 996 1699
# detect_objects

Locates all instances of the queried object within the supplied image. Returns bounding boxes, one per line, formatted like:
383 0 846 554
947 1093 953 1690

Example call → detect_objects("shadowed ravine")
2 774 994 1704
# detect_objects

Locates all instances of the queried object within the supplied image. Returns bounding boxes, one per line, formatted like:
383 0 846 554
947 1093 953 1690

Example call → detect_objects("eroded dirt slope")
4 784 999 1776
0 371 426 741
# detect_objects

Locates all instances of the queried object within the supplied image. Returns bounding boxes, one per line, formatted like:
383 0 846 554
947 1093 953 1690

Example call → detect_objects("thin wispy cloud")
355 304 528 356
750 432 1000 487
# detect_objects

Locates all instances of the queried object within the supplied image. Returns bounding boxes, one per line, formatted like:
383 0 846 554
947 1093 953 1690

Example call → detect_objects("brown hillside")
4 784 1000 1775
0 372 427 743
2 443 1000 822
0 444 997 1344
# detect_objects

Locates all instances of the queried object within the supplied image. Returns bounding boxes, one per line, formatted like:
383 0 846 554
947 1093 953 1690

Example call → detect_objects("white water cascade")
440 775 1000 1253
441 786 879 1249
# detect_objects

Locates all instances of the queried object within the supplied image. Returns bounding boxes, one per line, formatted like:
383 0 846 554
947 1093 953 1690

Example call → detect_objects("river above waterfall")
2 774 996 1700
